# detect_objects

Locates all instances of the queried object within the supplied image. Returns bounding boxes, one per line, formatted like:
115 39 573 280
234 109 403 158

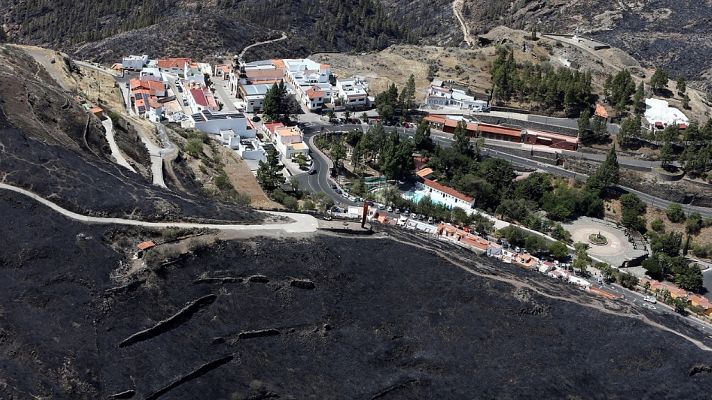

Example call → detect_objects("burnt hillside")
2 200 712 398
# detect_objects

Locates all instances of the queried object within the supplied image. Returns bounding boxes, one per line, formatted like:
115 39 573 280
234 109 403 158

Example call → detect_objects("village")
89 43 712 330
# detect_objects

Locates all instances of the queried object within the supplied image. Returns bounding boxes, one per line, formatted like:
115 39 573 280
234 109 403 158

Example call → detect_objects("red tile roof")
137 240 156 250
157 57 191 70
422 178 474 203
190 88 209 107
595 103 609 119
478 123 522 138
305 86 325 99
424 115 447 124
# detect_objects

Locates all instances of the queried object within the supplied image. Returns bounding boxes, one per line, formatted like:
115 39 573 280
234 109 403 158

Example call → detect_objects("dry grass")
217 146 281 209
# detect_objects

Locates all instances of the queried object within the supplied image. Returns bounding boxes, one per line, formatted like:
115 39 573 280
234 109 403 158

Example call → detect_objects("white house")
157 58 191 77
139 67 163 81
283 59 332 110
419 178 475 211
644 98 690 130
238 83 275 113
335 76 369 108
122 55 148 70
184 62 206 86
274 126 309 158
425 82 488 111
191 110 253 136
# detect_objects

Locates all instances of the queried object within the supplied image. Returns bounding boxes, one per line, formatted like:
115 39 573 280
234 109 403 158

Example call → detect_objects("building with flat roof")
283 59 332 111
122 55 149 70
274 126 308 158
426 81 489 111
191 110 252 136
238 83 276 112
335 76 369 109
644 98 689 130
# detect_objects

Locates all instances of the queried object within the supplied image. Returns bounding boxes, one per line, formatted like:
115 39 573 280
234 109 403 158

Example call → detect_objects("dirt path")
0 183 318 235
452 0 475 47
238 32 288 64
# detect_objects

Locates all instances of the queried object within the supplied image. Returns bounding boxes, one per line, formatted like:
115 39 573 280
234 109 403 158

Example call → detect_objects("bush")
666 203 685 223
686 212 704 235
214 172 232 191
184 138 204 158
281 195 299 210
650 218 665 233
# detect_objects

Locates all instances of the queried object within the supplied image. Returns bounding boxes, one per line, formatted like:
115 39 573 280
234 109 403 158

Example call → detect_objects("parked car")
427 217 434 223
395 208 401 214
378 204 386 210
644 296 657 304
387 206 393 212
308 168 317 175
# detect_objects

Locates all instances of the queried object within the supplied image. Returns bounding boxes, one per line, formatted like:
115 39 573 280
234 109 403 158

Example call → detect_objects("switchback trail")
0 183 318 235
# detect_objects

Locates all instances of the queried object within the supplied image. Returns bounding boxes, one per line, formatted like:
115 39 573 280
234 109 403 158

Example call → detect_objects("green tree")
676 76 686 96
549 241 569 261
256 147 283 191
573 242 591 275
633 81 645 114
331 139 346 170
604 70 636 114
682 94 690 110
666 203 685 223
262 84 280 121
577 108 590 139
618 115 640 149
686 212 704 235
453 120 473 156
650 68 669 94
651 218 665 233
399 74 416 110
413 119 434 152
586 145 619 194
620 193 646 232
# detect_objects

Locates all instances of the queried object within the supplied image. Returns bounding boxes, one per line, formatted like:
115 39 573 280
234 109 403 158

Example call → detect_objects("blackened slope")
3 190 712 398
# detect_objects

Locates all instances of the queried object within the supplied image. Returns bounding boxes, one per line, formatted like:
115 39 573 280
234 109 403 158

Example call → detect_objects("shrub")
184 138 204 158
666 203 685 223
650 218 665 233
281 195 299 210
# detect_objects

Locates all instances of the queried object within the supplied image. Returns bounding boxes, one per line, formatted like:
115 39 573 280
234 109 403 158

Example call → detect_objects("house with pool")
403 168 475 212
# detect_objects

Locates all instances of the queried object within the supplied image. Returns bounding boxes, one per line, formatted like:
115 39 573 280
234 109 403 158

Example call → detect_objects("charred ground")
2 191 712 399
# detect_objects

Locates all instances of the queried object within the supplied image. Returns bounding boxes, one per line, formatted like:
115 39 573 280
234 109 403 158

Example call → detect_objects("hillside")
0 44 262 223
3 199 712 398
456 0 712 91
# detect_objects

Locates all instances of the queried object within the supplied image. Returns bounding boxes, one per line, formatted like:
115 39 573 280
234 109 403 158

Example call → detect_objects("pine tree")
413 119 434 152
676 76 686 96
453 121 473 156
257 147 283 191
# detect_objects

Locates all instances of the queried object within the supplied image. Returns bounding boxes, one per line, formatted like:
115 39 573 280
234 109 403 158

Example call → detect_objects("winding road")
0 183 318 235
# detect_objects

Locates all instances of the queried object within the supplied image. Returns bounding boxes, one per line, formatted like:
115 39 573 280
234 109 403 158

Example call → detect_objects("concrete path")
102 118 136 173
134 125 167 188
0 183 318 235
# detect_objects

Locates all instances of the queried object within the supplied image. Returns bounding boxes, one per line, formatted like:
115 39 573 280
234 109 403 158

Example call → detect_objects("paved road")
0 183 318 235
301 123 712 218
102 118 136 173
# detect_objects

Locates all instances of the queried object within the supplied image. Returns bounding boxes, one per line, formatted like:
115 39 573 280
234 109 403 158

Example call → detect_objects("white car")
644 296 657 304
